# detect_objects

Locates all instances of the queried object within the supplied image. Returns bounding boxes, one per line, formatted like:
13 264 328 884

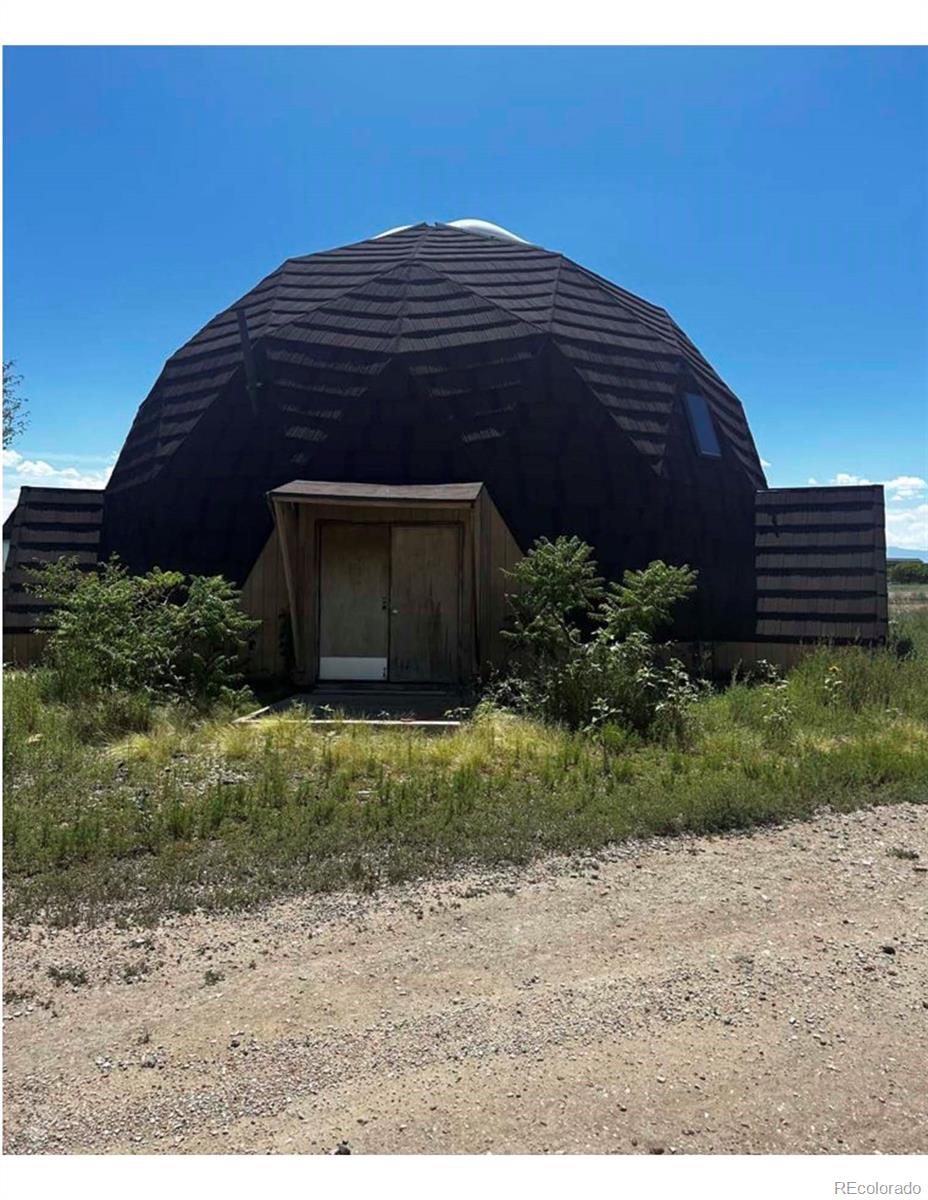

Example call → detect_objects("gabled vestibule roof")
268 480 485 504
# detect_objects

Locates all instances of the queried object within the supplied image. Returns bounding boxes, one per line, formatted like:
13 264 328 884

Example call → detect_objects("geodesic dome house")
4 220 887 681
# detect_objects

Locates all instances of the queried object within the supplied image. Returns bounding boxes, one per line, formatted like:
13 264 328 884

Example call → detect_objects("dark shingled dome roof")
5 223 889 655
101 221 768 639
110 221 764 494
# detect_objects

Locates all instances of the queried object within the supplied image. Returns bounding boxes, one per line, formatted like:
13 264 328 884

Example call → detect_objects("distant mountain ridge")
887 547 928 562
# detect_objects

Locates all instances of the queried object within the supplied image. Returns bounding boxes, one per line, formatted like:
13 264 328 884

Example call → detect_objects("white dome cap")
373 219 531 244
372 224 414 239
447 218 529 244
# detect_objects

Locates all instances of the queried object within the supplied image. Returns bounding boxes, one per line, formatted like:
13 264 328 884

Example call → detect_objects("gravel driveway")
4 801 927 1154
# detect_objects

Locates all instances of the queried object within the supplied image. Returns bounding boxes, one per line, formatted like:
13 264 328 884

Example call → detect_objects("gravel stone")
3 801 927 1155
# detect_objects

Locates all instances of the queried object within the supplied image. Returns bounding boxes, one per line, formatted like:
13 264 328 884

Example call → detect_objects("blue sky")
4 46 927 547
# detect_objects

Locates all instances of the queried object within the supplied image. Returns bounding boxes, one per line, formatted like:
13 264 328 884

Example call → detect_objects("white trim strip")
319 656 388 681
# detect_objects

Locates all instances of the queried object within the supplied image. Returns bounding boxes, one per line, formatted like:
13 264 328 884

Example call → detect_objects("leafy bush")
27 556 259 708
887 559 928 584
599 559 699 640
498 538 699 737
504 535 605 659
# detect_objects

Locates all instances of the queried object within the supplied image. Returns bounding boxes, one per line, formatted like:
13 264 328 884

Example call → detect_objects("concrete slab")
235 685 471 726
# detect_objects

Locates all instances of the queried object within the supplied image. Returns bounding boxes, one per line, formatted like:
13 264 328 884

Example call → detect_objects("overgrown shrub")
887 559 928 584
27 556 259 708
497 538 699 737
504 535 605 659
598 559 700 641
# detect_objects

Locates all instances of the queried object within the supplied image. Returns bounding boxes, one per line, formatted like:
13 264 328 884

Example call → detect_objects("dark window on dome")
684 393 722 458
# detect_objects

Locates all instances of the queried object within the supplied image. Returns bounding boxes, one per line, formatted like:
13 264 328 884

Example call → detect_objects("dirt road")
4 802 927 1154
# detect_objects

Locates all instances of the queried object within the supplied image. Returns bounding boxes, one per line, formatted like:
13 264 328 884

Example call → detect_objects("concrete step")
237 686 470 724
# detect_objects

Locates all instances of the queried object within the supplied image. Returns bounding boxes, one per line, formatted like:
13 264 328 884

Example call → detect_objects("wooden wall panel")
476 489 524 672
389 524 461 682
2 632 49 667
240 527 290 678
673 640 812 676
319 523 389 665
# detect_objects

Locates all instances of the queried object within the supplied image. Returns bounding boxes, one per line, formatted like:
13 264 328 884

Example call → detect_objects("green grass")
5 611 928 927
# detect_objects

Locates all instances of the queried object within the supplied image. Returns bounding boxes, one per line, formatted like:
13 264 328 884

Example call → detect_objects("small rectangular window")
684 393 722 458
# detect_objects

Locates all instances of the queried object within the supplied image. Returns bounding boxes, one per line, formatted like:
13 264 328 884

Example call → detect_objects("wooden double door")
318 522 462 683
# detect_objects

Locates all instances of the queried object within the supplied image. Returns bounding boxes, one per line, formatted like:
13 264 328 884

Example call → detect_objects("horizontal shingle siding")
3 487 104 634
754 485 887 643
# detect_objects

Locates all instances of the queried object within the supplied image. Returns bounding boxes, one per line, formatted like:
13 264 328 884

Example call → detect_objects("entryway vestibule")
267 480 522 689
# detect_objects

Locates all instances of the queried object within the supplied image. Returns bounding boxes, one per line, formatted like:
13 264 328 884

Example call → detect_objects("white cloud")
832 471 872 487
886 502 928 551
884 475 927 502
3 448 115 521
816 471 926 501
